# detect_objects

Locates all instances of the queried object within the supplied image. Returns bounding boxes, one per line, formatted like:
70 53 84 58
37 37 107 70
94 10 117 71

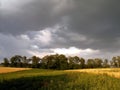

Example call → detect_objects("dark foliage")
2 54 120 69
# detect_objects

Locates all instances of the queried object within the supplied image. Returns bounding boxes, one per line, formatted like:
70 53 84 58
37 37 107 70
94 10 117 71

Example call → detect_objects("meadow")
0 67 120 90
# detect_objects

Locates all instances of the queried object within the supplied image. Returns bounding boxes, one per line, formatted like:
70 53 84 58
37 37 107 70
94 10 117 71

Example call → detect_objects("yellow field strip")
0 67 31 74
66 68 120 78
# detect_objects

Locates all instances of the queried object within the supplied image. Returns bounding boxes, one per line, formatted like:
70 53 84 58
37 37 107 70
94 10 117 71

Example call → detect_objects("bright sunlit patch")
27 47 100 58
51 47 80 55
27 50 52 58
51 47 100 56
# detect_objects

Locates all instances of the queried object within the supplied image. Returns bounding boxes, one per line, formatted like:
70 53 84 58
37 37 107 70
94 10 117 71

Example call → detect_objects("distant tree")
42 55 55 69
80 58 85 69
4 54 120 69
116 56 120 67
103 59 110 68
57 54 68 70
111 56 120 67
68 56 81 69
31 56 41 68
22 56 30 67
42 54 68 70
68 56 75 69
94 58 103 68
10 55 23 67
3 58 9 67
73 56 81 64
87 59 95 68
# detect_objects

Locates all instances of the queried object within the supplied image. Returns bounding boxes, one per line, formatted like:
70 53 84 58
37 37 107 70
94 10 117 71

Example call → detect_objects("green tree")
31 56 41 68
80 58 85 69
68 56 81 69
42 54 68 70
111 56 120 67
22 56 30 67
103 59 110 68
42 55 55 69
87 59 95 68
10 55 23 67
68 56 76 69
56 54 68 70
3 58 9 67
94 58 103 68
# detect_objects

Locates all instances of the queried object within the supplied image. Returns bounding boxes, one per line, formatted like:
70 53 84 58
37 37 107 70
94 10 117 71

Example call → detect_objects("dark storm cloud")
1 0 120 37
0 0 74 34
68 0 120 39
66 0 120 51
0 0 120 60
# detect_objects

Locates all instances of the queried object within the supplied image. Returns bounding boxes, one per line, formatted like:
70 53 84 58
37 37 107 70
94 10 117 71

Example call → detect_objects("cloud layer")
0 0 120 61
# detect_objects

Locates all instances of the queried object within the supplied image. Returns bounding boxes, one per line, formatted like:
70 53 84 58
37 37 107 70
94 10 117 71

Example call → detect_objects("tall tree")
31 56 41 68
57 54 68 70
10 55 23 67
111 56 120 67
80 58 85 69
68 56 81 69
42 55 55 69
3 58 9 67
103 59 110 68
22 56 30 67
68 56 76 69
94 58 103 68
42 54 68 70
87 59 95 68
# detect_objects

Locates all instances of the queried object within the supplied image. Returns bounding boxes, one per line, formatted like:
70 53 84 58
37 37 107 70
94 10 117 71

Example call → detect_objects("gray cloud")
0 0 120 60
0 0 74 34
0 33 30 60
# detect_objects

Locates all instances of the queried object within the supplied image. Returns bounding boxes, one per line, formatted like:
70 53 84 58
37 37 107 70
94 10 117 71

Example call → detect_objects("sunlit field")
66 68 120 78
0 68 120 90
0 67 31 74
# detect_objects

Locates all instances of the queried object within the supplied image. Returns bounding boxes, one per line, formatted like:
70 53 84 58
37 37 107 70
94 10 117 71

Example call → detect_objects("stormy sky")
0 0 120 61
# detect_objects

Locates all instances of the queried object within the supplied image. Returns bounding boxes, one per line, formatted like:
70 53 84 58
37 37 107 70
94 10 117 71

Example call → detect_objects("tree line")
1 54 120 70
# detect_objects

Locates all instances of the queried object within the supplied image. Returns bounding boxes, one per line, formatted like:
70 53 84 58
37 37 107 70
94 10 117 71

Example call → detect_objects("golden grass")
66 68 120 78
0 67 31 74
0 67 120 78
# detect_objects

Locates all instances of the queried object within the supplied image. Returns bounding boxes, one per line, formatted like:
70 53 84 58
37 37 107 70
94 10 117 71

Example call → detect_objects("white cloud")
51 47 100 57
30 45 39 50
0 0 33 14
27 50 52 58
1 0 19 10
0 30 118 61
51 47 79 55
33 29 52 45
0 24 63 60
32 25 61 46
19 34 30 41
27 50 42 57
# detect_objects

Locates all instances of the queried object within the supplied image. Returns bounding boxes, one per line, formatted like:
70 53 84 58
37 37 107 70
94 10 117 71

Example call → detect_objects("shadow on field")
0 74 68 90
1 72 120 90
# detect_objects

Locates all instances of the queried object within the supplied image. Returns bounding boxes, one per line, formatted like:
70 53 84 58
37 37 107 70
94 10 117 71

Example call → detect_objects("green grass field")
0 68 120 90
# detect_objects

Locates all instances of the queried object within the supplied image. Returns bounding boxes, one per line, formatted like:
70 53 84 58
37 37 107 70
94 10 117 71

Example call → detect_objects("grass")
0 67 120 90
